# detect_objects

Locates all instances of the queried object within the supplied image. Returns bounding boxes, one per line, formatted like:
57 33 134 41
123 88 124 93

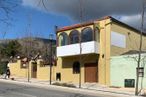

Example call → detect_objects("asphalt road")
0 81 100 97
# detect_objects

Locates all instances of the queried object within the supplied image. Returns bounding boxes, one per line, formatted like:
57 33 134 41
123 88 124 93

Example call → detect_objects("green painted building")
110 54 146 88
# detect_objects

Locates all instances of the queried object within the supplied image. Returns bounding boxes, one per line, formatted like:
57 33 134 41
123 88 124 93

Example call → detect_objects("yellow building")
56 16 146 86
9 16 146 86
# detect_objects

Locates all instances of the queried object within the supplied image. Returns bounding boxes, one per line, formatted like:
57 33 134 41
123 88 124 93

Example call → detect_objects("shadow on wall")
61 54 99 68
62 56 84 68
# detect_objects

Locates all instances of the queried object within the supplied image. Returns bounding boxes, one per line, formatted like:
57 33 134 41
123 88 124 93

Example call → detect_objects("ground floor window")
73 61 80 74
124 79 135 87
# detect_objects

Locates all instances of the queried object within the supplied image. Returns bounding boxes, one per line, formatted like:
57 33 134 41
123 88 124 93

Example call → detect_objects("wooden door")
85 63 98 82
31 63 37 78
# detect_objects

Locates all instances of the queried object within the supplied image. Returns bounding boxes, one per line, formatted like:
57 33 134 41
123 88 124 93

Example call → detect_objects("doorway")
31 62 37 78
85 63 98 82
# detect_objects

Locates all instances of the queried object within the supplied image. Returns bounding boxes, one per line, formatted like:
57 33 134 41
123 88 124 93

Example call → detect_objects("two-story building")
9 16 146 86
56 16 146 86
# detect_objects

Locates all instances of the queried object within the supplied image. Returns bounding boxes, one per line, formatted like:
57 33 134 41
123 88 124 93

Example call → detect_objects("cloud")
22 0 144 30
120 15 141 29
22 0 38 7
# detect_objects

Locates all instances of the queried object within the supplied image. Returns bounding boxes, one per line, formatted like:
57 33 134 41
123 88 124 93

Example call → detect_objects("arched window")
73 61 80 74
81 27 93 42
58 32 68 46
69 30 79 44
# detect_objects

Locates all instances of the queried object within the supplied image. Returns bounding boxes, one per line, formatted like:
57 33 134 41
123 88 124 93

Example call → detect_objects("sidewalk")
0 76 145 97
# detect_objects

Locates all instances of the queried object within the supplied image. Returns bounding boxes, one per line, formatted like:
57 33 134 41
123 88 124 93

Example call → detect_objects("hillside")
0 37 56 45
0 37 56 62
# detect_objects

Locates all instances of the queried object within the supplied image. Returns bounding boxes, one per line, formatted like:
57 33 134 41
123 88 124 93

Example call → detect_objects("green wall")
110 54 146 88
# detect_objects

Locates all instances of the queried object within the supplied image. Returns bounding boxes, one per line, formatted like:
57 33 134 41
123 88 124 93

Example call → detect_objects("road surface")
0 81 107 97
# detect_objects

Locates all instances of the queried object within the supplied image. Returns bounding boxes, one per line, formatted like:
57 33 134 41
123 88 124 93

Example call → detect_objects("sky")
0 0 145 39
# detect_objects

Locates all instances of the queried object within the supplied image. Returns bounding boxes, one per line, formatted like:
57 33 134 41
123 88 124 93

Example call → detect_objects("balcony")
57 41 99 57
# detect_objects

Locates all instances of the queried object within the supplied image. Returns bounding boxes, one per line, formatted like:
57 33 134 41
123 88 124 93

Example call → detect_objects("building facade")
110 54 146 88
9 16 146 86
56 16 146 85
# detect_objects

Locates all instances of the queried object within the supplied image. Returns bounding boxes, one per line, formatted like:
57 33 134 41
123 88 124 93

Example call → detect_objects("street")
0 81 103 97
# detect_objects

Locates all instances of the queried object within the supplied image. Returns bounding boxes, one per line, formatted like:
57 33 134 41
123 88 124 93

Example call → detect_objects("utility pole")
79 0 83 88
27 58 30 82
26 12 32 82
49 33 53 85
135 0 145 95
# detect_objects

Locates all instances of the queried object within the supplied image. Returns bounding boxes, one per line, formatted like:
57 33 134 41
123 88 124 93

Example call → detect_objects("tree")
0 40 21 59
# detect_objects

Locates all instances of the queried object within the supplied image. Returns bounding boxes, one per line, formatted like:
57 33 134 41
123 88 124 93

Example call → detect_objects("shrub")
52 82 76 88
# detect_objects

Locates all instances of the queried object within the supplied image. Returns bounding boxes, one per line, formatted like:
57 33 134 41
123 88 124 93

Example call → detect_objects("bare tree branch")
0 0 18 24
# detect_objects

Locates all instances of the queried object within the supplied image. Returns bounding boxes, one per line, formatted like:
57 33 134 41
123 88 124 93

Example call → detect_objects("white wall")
57 41 99 57
111 31 126 48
